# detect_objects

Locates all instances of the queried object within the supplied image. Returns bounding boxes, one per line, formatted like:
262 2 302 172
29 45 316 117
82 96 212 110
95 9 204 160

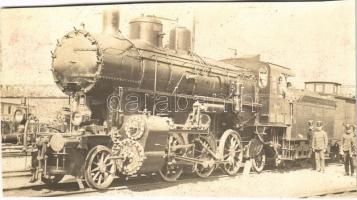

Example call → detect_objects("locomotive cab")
257 62 295 126
221 56 302 169
220 56 295 126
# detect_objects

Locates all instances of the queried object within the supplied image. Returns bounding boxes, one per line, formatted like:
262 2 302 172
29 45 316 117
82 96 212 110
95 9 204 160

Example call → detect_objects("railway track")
2 170 32 178
6 171 355 197
299 187 357 198
3 163 352 197
3 172 233 197
2 162 264 194
1 147 32 157
1 164 302 197
45 174 235 197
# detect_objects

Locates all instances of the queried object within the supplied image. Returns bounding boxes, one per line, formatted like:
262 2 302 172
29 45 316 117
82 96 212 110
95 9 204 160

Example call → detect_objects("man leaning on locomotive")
312 121 328 173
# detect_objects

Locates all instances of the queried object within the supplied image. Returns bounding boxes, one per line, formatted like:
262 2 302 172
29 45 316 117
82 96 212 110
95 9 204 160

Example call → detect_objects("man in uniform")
306 120 315 170
340 124 355 176
312 121 328 172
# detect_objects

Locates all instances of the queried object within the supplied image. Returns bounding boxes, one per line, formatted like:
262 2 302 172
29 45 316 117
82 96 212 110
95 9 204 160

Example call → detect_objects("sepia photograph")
0 0 356 198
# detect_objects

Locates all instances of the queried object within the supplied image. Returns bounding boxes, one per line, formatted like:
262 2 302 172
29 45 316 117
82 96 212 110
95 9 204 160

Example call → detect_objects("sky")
0 1 355 89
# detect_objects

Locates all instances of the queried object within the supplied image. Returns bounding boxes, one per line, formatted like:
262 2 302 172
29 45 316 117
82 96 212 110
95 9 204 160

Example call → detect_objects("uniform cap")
307 120 314 126
316 121 323 127
344 123 355 131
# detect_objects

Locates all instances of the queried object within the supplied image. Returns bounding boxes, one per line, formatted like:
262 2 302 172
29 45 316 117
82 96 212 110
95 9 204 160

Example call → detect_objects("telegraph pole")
192 10 196 52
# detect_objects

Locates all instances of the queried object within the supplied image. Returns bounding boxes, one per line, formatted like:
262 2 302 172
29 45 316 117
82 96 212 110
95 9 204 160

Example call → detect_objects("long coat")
312 130 328 150
341 133 355 152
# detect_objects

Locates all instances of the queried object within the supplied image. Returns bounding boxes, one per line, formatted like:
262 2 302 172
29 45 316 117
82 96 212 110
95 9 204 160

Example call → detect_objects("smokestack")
102 9 120 34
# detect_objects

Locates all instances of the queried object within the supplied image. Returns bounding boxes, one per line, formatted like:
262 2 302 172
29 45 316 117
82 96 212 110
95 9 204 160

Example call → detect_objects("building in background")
1 84 68 123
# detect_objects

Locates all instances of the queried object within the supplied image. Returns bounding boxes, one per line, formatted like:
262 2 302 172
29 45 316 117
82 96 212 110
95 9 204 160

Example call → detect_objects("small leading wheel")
42 174 64 185
219 129 243 176
84 145 116 189
159 133 187 182
252 149 266 173
193 135 217 178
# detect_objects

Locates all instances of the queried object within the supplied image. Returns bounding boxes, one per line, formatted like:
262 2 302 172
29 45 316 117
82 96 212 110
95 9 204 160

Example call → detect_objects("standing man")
307 120 315 170
340 124 355 176
312 121 328 172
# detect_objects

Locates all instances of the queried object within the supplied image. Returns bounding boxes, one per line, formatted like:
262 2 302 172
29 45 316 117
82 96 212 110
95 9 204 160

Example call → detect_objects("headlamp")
72 112 83 126
49 134 65 152
14 110 24 123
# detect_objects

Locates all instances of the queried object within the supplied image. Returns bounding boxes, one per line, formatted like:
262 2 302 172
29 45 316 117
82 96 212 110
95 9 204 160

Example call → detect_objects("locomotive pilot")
312 121 328 172
340 124 355 176
306 120 315 170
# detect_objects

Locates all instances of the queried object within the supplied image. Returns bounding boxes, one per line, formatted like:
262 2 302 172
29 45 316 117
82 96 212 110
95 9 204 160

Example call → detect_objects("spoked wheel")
84 145 116 189
193 135 217 178
218 129 243 176
252 149 266 173
42 174 64 185
159 133 187 182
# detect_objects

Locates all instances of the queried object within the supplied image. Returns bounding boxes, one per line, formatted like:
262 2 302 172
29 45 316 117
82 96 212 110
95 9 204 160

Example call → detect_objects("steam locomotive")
1 99 38 147
30 10 355 189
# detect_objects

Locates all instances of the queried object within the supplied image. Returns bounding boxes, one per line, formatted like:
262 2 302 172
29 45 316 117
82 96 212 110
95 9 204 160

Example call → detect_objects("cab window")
324 84 334 94
305 83 314 92
277 74 287 98
315 84 323 93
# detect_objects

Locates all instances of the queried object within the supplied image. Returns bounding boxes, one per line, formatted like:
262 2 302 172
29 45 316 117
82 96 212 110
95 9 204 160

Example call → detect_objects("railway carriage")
303 81 356 160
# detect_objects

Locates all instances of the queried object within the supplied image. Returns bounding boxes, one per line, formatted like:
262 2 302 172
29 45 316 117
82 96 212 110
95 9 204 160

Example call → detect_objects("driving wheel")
159 133 187 182
193 135 217 178
218 129 243 176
